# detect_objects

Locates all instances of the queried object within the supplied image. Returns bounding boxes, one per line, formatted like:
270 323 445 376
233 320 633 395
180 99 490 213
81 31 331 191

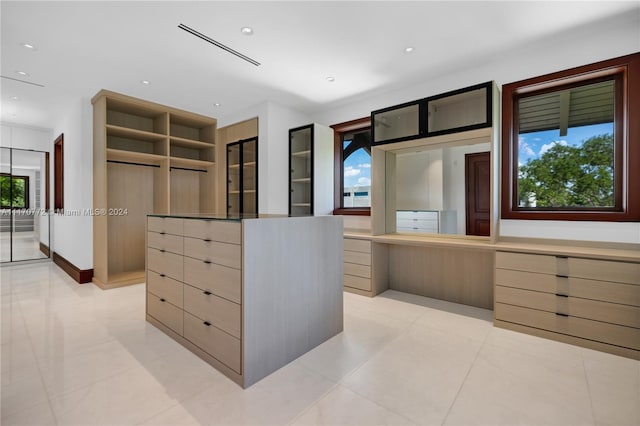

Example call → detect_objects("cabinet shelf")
170 157 214 169
291 177 311 183
170 136 215 149
243 161 256 167
106 124 166 142
106 148 166 165
292 203 311 207
291 150 311 157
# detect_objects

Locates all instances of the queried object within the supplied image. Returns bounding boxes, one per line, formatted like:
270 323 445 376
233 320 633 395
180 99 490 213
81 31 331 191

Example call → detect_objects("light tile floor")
1 261 638 426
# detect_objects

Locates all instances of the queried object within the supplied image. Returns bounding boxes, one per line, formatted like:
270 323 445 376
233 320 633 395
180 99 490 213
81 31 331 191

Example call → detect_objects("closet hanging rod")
170 166 207 173
107 160 160 168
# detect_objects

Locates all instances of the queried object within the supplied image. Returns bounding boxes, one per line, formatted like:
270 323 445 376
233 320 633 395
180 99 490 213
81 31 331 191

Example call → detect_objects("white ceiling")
1 1 638 130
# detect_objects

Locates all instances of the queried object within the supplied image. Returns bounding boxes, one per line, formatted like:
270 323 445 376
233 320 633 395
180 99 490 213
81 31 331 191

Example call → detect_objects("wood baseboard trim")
39 242 50 257
53 252 93 284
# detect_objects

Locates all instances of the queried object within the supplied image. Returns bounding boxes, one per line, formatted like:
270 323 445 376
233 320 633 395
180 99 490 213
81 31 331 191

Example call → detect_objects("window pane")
342 129 371 208
0 175 27 208
517 80 615 209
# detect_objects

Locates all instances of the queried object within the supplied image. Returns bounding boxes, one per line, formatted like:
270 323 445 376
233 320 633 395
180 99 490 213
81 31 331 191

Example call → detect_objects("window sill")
333 208 371 216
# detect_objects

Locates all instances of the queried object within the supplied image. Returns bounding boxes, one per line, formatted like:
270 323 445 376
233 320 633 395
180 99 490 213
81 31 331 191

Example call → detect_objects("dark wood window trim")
54 134 63 212
501 52 640 221
331 117 371 216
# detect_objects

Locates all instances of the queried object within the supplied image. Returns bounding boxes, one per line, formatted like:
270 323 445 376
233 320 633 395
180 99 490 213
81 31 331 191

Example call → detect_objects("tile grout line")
440 327 491 426
285 382 341 426
580 349 599 425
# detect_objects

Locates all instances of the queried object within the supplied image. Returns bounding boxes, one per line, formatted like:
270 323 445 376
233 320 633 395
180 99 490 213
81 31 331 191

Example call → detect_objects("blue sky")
343 146 371 188
518 122 613 166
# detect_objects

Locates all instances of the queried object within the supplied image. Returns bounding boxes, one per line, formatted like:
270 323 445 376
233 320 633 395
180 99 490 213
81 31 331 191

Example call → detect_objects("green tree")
0 175 26 208
518 134 614 208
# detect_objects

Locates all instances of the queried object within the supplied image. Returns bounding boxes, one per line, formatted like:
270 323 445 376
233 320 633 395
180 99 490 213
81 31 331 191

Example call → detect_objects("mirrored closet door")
0 147 50 263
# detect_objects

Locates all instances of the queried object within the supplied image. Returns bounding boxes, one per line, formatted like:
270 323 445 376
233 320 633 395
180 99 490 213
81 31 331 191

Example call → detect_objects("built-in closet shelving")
288 123 334 216
217 118 259 216
92 90 217 289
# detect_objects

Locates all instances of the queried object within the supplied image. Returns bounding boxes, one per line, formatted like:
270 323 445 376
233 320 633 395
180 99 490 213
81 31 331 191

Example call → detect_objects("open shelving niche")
92 90 217 289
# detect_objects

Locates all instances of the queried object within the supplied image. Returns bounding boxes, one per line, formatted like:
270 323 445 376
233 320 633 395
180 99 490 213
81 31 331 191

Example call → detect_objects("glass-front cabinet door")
242 138 258 215
426 81 492 136
371 102 421 145
289 125 313 216
226 137 258 216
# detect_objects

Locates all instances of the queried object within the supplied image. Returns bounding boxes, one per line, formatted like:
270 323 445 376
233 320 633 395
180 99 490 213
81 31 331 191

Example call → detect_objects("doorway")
0 147 51 262
465 152 490 236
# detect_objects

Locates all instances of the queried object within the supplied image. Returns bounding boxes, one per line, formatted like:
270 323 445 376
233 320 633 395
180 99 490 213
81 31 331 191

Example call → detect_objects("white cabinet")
396 210 439 233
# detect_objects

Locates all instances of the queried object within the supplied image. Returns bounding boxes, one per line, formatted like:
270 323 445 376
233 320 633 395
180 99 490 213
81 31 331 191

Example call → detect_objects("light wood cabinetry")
226 138 258 215
146 214 344 388
495 250 640 360
288 123 334 216
92 90 216 289
343 236 389 297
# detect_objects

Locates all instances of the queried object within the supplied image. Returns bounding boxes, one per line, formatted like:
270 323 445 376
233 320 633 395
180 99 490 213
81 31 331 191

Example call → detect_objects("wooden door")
465 152 490 236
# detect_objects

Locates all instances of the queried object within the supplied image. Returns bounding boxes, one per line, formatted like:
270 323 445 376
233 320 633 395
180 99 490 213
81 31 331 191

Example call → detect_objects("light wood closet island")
146 213 344 387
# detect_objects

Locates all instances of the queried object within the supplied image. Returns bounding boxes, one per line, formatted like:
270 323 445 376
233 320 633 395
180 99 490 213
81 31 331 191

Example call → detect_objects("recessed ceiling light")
326 76 335 82
10 96 20 101
21 42 36 50
16 70 29 77
140 80 151 85
241 27 254 35
213 103 221 107
404 47 414 53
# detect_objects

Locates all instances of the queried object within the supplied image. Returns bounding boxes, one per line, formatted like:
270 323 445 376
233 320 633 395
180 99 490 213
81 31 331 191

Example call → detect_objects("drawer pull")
203 321 211 327
203 260 212 264
203 290 212 296
556 274 569 279
204 238 212 242
159 232 166 235
159 274 166 278
555 312 569 317
556 255 568 259
159 249 165 253
555 293 569 298
159 298 166 302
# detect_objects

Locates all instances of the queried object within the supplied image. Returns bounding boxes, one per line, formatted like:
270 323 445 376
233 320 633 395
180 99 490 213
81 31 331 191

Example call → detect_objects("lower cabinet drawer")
344 262 371 279
344 238 371 253
148 217 184 236
184 284 241 338
567 258 640 285
495 268 640 307
344 274 371 292
147 293 183 335
148 247 183 281
147 270 183 308
147 231 183 255
183 256 241 304
183 219 241 245
344 250 371 266
495 302 640 351
184 237 241 269
495 286 640 328
184 311 242 374
495 251 559 275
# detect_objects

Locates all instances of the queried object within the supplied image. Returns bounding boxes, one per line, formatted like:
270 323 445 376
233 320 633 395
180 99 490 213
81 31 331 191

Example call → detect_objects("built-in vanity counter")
146 214 344 388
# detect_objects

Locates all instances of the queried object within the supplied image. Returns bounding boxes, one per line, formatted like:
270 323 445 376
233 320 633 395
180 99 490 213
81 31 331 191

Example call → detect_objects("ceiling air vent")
178 23 261 67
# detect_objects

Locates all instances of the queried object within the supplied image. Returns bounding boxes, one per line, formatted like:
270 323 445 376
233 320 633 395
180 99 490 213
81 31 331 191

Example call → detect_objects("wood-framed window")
54 134 63 211
501 52 640 221
331 117 371 215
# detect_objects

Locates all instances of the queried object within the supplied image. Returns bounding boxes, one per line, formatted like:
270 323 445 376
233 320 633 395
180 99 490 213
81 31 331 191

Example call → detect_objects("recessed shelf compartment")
169 113 216 143
227 137 258 215
106 98 167 134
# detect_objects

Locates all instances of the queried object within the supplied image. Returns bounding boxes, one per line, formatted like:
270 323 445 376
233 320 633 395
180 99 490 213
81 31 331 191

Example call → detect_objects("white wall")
310 12 640 244
50 98 93 270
